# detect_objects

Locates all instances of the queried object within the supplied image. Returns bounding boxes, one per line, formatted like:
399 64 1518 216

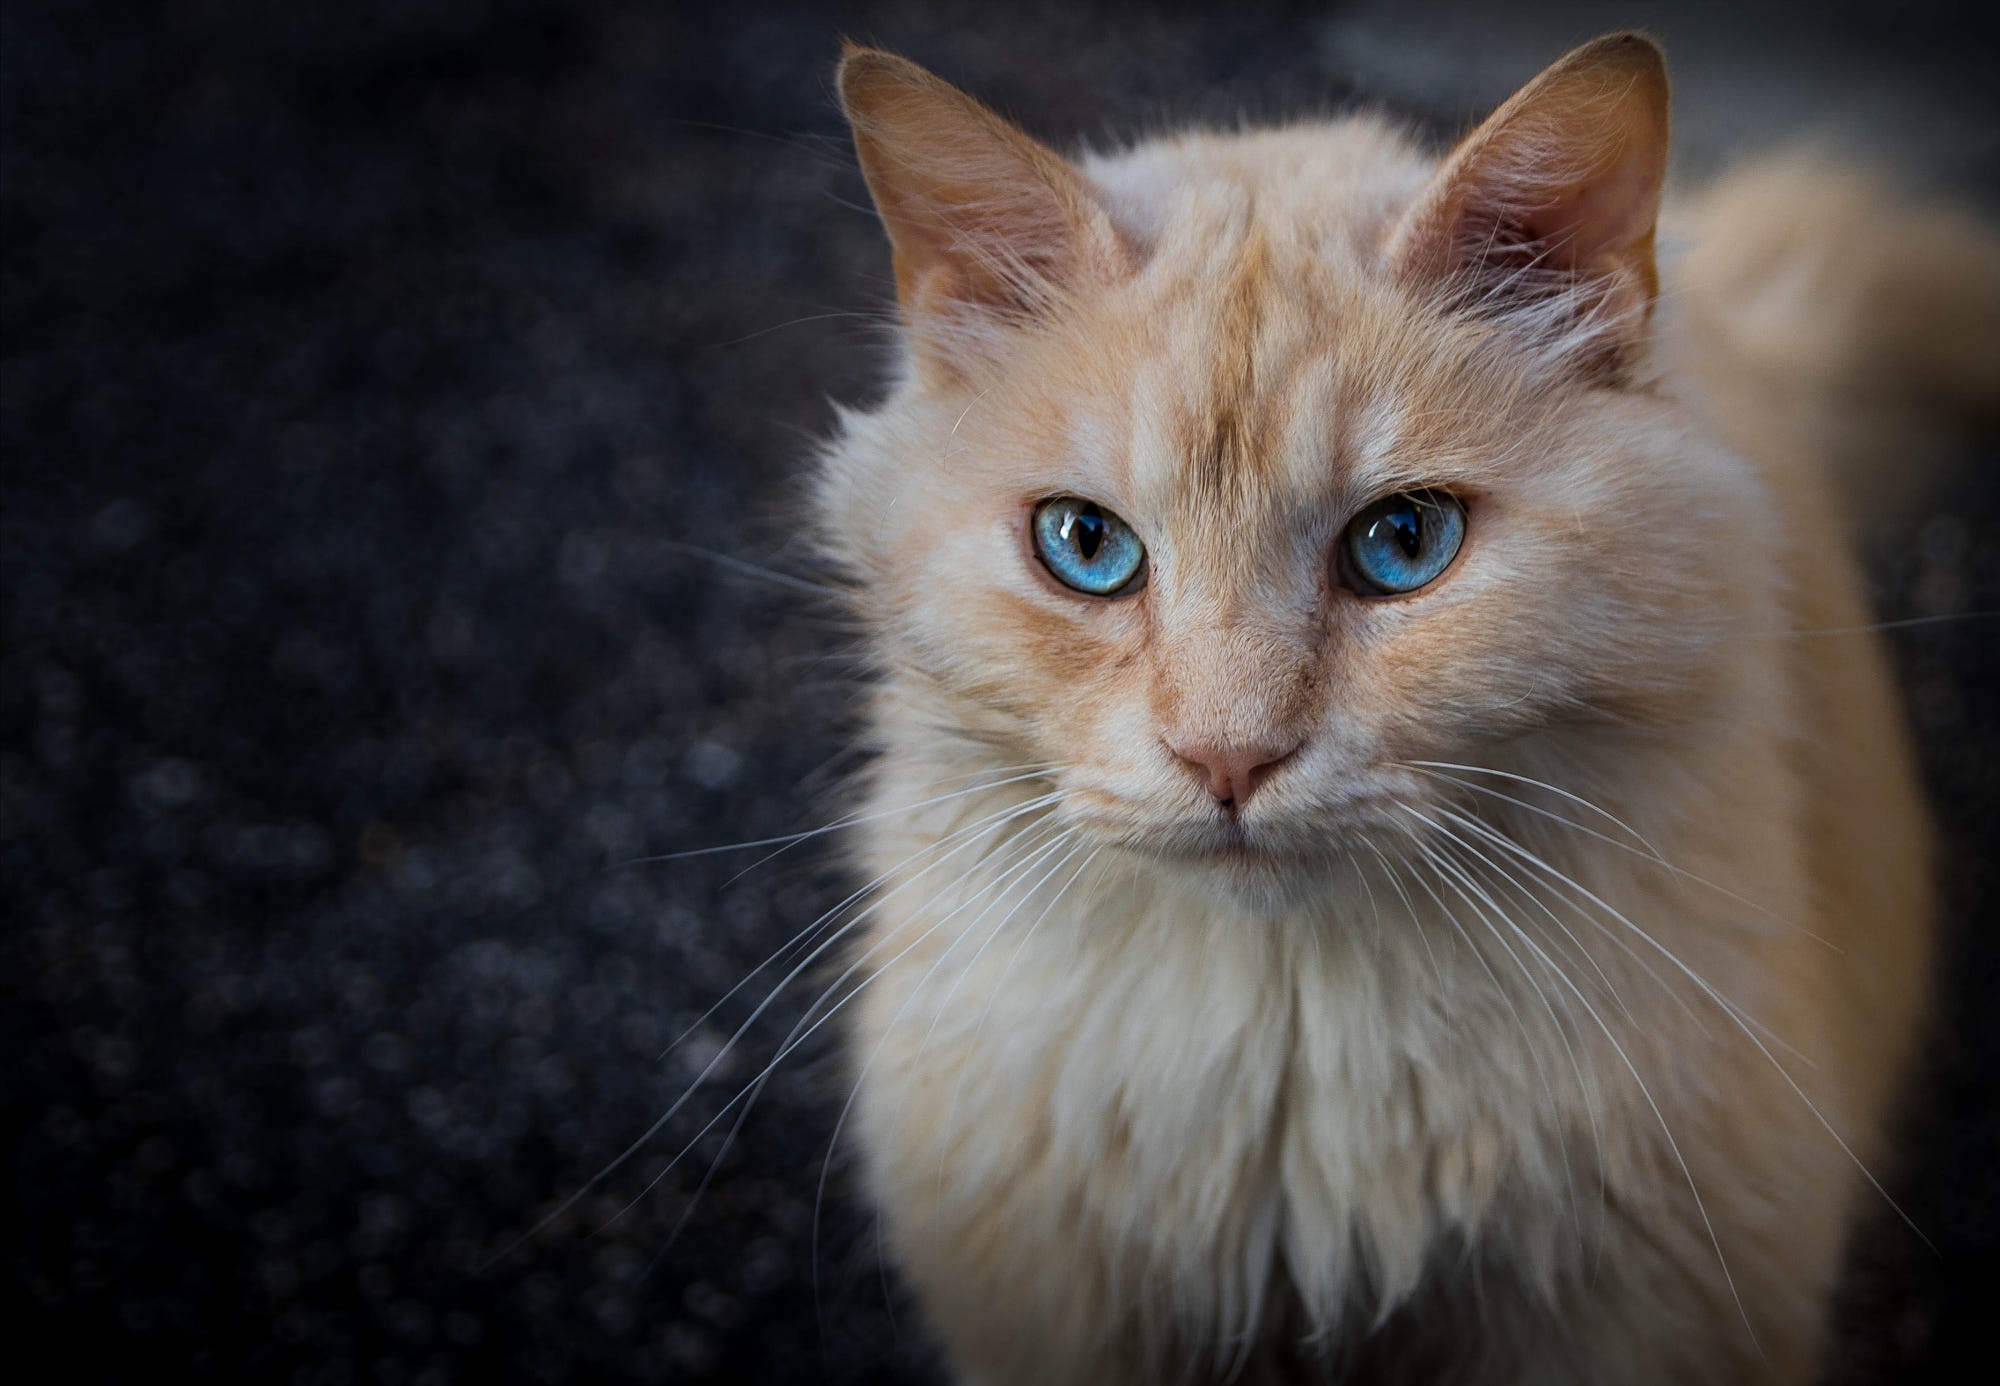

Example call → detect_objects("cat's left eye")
1031 497 1146 596
1341 489 1466 595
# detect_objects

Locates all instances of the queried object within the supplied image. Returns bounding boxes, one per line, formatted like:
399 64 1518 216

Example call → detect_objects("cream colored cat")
812 32 2000 1385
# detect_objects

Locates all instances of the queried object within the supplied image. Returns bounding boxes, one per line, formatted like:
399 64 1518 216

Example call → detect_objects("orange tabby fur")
814 32 1998 1385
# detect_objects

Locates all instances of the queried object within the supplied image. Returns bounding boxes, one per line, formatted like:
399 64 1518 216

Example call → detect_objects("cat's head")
819 35 1773 909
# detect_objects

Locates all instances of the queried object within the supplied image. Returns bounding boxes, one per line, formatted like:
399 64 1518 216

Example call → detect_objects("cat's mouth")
1191 840 1297 875
1067 782 1419 882
1137 816 1326 875
1106 815 1379 913
1090 794 1415 884
1187 820 1275 861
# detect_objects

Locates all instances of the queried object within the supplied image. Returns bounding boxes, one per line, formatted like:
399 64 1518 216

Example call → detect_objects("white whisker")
608 796 1072 1232
1450 806 1930 1248
1401 804 1760 1349
809 823 1081 1327
1402 762 1837 952
1407 832 1593 1246
485 789 1063 1265
624 763 1057 867
656 780 1065 1062
1436 805 1813 1068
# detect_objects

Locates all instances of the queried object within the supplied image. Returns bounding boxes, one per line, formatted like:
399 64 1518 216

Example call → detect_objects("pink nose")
1165 736 1298 811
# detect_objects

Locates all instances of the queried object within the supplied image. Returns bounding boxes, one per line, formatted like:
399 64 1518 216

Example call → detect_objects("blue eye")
1032 497 1146 596
1343 490 1466 595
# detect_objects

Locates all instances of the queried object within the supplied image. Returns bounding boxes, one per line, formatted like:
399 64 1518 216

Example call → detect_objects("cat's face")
825 43 1768 908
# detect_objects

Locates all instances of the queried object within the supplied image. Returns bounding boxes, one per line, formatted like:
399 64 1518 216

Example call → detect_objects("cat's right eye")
1031 497 1146 596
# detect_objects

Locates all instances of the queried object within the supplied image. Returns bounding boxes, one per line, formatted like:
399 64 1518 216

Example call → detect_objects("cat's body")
810 35 1998 1385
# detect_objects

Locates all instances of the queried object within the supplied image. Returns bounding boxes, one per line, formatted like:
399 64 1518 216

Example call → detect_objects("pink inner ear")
839 49 1130 355
881 151 1084 322
1487 150 1661 275
1390 33 1670 363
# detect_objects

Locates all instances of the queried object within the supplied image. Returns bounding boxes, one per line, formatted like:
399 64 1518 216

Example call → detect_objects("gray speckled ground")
5 2 1996 1382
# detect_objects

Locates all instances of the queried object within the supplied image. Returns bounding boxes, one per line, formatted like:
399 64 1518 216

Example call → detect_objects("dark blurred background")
4 1 1996 1382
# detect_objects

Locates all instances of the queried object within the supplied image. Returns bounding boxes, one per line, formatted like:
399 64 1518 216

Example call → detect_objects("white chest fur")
843 823 1691 1378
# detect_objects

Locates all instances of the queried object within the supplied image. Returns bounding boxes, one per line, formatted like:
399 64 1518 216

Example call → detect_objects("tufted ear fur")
1386 31 1670 376
837 44 1132 381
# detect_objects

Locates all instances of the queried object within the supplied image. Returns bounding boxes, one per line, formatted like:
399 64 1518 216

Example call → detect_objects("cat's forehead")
1082 119 1433 258
1082 226 1494 525
1058 134 1490 514
1122 237 1361 509
977 128 1533 542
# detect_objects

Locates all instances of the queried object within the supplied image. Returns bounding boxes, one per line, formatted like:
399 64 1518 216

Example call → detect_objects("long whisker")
929 845 1102 1191
656 779 1064 1063
1402 763 1836 951
652 824 1079 1281
1354 846 1391 951
819 830 1087 1311
1408 833 1592 1246
1435 803 1931 1252
1363 838 1449 995
1397 838 1562 1117
1401 804 1759 1348
648 789 1063 1118
1422 809 1636 1025
903 837 1091 1178
761 808 1071 1069
654 538 851 599
625 764 1057 867
1403 760 1664 859
1743 610 1999 638
622 807 1075 1230
1421 824 1627 1245
659 820 1077 1305
1430 825 1631 1271
702 309 898 351
804 822 1073 1340
1435 805 1806 1065
797 821 1079 1327
717 762 1059 889
1437 804 1714 1040
482 790 1062 1266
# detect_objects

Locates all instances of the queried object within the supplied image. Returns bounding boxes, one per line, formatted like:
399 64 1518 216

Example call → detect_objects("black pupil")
1073 505 1106 560
1387 503 1422 558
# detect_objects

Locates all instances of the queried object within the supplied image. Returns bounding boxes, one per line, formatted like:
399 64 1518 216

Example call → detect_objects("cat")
805 30 2000 1385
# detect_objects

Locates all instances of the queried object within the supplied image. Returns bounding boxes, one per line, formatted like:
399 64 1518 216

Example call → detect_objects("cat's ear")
1386 31 1670 375
837 44 1131 378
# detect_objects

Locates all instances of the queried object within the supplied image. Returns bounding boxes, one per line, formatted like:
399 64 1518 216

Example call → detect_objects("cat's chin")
1130 835 1365 917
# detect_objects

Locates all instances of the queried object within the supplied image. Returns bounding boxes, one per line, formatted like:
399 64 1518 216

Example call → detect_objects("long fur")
810 39 1997 1386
